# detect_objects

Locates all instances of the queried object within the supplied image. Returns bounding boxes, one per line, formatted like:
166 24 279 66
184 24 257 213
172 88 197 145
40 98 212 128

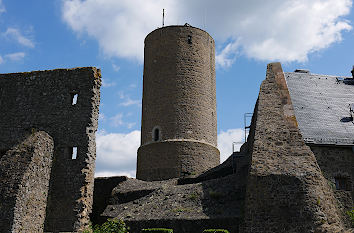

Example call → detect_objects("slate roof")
285 71 354 146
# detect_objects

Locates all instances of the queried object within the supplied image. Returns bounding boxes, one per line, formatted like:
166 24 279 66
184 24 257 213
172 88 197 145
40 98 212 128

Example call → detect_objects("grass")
346 208 354 227
209 190 223 200
188 192 199 200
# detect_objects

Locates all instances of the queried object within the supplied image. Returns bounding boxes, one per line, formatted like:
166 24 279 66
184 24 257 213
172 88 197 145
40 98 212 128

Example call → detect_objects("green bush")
141 228 173 233
188 192 199 200
203 229 230 233
346 208 354 227
83 219 128 233
208 190 223 200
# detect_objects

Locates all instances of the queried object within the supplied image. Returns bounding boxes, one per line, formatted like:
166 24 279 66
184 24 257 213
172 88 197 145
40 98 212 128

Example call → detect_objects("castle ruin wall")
241 63 346 232
0 67 101 232
310 145 354 227
0 131 54 233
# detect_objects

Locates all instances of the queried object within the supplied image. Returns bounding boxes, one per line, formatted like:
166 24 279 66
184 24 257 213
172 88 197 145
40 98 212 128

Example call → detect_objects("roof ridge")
284 72 351 79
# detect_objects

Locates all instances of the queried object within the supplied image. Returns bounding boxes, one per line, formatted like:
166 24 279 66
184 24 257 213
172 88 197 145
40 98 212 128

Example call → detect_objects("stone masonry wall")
137 140 220 181
137 25 219 181
241 63 346 232
91 176 127 225
310 145 354 226
0 67 101 232
0 131 54 233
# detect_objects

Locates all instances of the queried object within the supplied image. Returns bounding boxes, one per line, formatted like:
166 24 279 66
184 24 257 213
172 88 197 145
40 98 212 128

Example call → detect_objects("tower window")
335 177 351 191
188 35 192 44
153 127 160 142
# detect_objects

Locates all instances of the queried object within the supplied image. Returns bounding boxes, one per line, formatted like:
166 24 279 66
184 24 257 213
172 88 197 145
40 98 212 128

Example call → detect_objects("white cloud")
3 28 35 48
95 130 140 178
118 91 141 107
217 128 244 163
94 128 244 178
101 78 116 87
99 113 105 122
62 0 352 66
119 97 140 107
110 113 124 127
129 83 137 89
126 122 136 129
109 112 136 128
5 52 25 61
95 170 136 178
215 40 240 68
0 0 5 14
112 63 120 72
62 0 172 62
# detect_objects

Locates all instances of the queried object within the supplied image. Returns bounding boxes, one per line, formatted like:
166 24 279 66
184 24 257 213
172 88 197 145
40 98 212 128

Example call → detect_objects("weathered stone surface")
91 176 127 225
124 218 240 233
241 62 346 233
137 25 219 181
137 140 220 181
310 145 354 227
0 67 101 232
177 149 250 185
93 60 354 232
101 174 244 233
0 131 54 233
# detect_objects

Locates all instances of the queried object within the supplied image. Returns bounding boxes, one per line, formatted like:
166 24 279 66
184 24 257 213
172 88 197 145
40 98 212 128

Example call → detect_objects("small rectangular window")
335 177 351 191
72 93 78 105
72 147 78 160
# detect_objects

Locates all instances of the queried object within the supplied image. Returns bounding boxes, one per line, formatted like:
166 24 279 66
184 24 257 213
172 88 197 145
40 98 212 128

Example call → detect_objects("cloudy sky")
1 0 353 177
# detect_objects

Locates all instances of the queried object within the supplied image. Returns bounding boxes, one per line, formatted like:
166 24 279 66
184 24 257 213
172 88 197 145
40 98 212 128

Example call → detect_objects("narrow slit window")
72 93 78 105
335 177 351 191
0 149 7 159
72 147 77 160
188 35 192 44
153 128 160 141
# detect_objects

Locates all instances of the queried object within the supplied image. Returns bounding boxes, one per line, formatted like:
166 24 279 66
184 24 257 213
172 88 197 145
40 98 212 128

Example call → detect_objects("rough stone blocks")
0 67 101 232
0 131 54 233
241 63 345 232
137 26 219 181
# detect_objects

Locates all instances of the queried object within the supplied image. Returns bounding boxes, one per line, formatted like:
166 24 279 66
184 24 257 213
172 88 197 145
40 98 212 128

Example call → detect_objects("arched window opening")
153 128 160 142
188 35 192 44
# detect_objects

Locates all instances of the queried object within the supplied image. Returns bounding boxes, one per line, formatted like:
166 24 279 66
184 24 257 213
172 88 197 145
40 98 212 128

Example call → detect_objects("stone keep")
137 25 220 181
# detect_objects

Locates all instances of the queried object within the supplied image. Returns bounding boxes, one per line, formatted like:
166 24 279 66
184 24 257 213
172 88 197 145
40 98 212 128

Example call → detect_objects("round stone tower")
136 25 220 181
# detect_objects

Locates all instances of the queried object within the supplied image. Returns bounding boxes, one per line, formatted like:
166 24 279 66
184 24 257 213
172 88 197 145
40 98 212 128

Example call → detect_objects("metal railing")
244 113 253 142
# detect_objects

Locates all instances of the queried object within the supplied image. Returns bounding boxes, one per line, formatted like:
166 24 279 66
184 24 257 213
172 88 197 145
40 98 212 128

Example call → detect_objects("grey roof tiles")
285 72 354 145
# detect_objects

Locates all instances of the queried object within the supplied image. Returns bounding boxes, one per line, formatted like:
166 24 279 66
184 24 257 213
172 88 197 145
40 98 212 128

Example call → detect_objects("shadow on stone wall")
0 131 54 233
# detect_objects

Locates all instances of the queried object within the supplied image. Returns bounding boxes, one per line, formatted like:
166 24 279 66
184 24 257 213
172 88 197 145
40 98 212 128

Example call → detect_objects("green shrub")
188 192 199 200
141 228 173 233
208 190 223 200
83 219 128 233
346 208 354 227
203 229 230 233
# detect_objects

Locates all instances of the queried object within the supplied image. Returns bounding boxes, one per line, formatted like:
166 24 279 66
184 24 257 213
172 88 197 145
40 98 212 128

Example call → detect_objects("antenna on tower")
162 9 165 27
203 8 206 29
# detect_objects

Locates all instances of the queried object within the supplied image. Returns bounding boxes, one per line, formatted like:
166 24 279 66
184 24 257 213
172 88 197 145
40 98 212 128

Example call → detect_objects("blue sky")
1 0 353 177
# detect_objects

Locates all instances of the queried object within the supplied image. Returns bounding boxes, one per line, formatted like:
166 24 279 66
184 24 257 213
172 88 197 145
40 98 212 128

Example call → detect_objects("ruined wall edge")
0 131 54 233
240 62 346 232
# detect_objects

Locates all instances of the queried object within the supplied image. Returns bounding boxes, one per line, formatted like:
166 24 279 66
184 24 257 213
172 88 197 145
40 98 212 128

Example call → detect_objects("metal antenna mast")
162 9 165 27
